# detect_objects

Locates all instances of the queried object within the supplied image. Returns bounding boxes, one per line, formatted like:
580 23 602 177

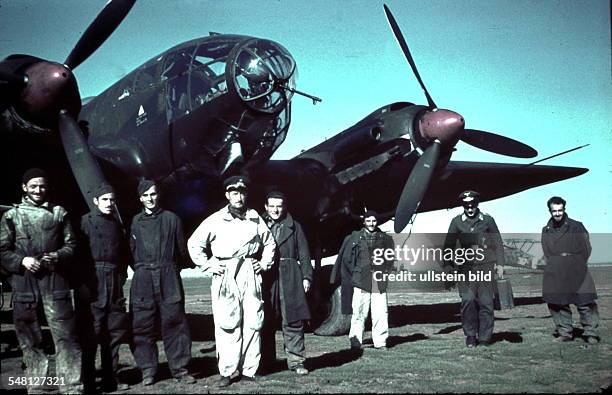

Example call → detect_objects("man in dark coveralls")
541 196 599 344
0 168 83 393
260 191 313 375
129 179 195 385
443 190 505 348
78 183 130 392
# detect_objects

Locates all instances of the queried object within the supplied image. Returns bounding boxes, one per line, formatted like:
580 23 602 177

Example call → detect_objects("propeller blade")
394 140 441 232
0 70 28 88
383 4 437 109
64 0 136 69
58 110 108 212
462 129 538 158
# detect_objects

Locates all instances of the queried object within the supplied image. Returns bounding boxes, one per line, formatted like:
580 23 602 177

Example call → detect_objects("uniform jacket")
129 208 190 307
130 208 189 269
0 197 76 302
541 215 597 305
79 211 130 308
262 213 313 324
330 229 395 314
443 211 505 266
80 212 130 266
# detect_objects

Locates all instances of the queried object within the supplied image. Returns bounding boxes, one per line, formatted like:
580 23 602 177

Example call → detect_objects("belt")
134 262 175 270
554 252 575 257
94 261 119 268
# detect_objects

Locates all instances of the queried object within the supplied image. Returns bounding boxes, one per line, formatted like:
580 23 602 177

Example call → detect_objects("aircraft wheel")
313 285 351 336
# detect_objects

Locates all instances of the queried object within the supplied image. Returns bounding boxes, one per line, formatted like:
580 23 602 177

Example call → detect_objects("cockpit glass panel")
163 46 196 123
232 39 297 113
189 40 237 108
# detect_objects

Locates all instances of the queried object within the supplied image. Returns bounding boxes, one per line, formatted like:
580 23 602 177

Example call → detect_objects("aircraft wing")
419 161 588 212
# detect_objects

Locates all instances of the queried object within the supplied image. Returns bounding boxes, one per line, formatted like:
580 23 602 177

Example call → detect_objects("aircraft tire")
313 285 351 336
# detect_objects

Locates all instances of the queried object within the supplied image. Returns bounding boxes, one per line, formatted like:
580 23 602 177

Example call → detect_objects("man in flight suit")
78 183 130 392
130 179 195 386
188 175 276 387
443 190 505 348
0 168 83 393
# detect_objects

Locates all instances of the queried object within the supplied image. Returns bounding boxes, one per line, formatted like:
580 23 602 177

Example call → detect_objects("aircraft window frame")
190 57 229 106
162 46 197 121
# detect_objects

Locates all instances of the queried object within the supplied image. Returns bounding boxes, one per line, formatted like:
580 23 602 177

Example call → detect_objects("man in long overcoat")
261 190 313 375
541 196 599 344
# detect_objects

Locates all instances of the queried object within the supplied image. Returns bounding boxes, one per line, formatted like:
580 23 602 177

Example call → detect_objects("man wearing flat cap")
188 175 276 387
129 179 195 386
331 210 395 350
77 182 130 391
0 168 83 393
443 190 505 348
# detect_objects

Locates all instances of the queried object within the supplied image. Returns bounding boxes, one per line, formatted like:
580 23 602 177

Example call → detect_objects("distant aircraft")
0 1 587 334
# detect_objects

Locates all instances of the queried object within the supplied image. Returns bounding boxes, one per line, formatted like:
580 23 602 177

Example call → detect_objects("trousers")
349 287 388 348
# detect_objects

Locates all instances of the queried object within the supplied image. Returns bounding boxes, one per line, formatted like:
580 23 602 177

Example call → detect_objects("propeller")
64 0 137 70
383 4 436 110
394 140 441 232
56 0 136 211
58 111 108 212
461 129 537 158
1 1 136 211
382 4 538 231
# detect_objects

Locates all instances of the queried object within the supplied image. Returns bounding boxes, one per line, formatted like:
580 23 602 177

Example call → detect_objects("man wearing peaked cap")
188 175 276 386
443 189 505 348
77 182 130 391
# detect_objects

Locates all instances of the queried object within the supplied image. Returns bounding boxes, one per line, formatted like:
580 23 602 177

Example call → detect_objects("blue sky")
1 0 610 242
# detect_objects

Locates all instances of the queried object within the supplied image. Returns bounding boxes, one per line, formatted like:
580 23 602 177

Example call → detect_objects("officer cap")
459 190 480 204
22 168 48 185
223 175 248 192
93 182 115 198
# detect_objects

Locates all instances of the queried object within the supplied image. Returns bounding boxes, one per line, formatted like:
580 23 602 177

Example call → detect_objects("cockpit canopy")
230 39 296 113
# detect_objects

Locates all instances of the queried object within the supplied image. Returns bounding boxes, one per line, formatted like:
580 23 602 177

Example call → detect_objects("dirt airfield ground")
1 266 611 394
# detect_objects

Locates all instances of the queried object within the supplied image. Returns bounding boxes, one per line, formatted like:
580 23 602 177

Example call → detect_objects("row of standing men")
0 170 314 392
0 169 601 393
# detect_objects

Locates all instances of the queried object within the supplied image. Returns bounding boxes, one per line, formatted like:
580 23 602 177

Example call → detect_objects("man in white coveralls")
187 175 276 387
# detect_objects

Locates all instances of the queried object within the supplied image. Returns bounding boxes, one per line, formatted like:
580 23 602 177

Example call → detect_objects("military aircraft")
0 1 588 333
